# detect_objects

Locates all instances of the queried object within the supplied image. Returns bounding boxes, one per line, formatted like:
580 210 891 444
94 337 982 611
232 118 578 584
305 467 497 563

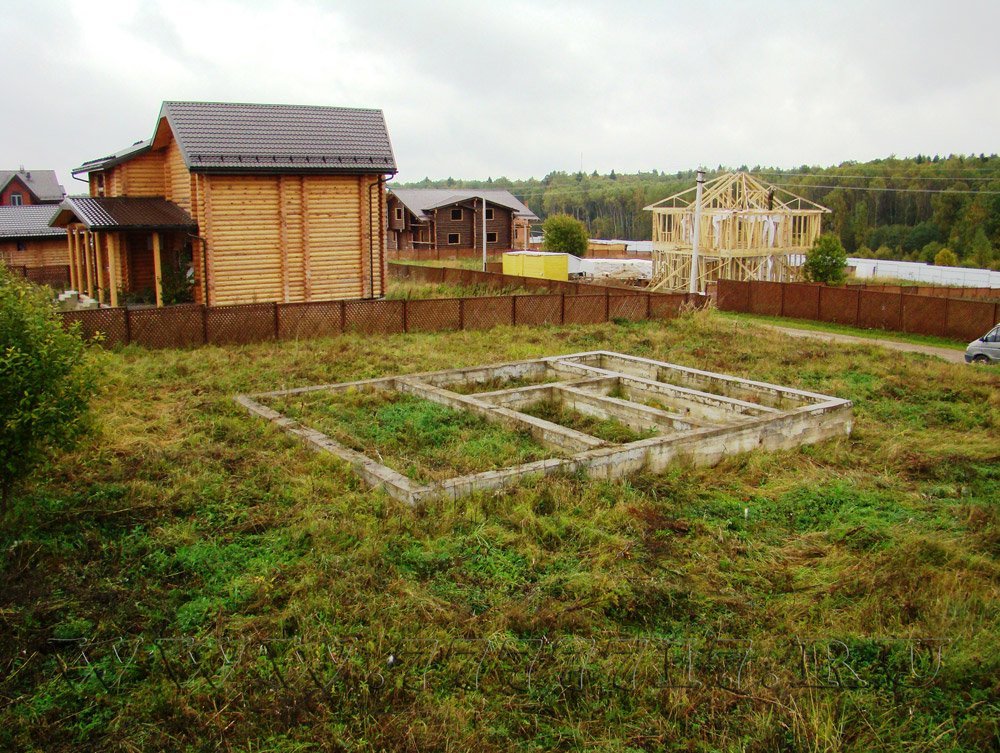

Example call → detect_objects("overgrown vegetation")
0 265 98 511
521 399 656 443
1 311 998 751
269 389 552 482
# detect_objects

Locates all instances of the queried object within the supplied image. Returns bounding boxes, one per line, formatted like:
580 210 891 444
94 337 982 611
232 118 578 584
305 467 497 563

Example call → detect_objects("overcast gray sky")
3 0 998 191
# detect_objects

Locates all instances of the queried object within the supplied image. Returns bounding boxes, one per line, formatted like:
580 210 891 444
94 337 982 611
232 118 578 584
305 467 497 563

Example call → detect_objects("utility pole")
689 169 705 294
481 195 488 272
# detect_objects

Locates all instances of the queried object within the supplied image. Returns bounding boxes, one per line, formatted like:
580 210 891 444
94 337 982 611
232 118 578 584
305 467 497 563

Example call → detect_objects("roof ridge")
163 100 384 113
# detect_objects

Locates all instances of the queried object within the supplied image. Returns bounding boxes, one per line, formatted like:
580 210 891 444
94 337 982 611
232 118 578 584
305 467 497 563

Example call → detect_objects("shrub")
802 234 848 284
933 247 958 267
542 214 588 257
0 265 98 512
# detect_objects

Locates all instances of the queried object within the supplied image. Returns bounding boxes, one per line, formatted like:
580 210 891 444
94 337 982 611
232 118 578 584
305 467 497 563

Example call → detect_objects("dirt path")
759 324 967 364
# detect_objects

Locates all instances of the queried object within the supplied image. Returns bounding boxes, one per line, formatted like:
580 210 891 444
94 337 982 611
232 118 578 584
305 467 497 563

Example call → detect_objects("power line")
766 182 1000 195
753 172 1000 183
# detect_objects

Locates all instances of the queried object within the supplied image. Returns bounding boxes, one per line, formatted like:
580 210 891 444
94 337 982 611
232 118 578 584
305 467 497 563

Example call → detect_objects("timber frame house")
53 101 396 307
387 188 536 253
644 172 829 293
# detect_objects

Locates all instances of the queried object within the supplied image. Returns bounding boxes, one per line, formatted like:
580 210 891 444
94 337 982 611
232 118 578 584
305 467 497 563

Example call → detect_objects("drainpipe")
689 169 705 294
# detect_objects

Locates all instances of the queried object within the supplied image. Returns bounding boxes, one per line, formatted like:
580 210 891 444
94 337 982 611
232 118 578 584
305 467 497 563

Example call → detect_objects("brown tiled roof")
390 188 539 221
50 197 197 231
0 170 65 202
0 206 66 238
74 101 396 175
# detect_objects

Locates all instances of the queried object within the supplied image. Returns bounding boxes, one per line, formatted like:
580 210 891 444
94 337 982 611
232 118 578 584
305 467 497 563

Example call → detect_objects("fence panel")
130 305 205 348
945 299 997 342
782 283 821 320
513 294 563 326
462 296 515 330
344 299 405 335
608 294 648 321
406 298 462 332
206 303 276 345
62 308 129 347
277 301 343 340
858 291 902 331
817 286 860 325
748 281 783 316
901 296 949 338
564 295 607 325
716 280 750 312
25 265 71 289
649 294 687 319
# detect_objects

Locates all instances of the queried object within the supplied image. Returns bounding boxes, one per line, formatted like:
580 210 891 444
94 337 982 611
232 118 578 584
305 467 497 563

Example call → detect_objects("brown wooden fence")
717 280 1000 342
8 264 71 289
62 272 699 350
844 282 1000 301
388 261 653 295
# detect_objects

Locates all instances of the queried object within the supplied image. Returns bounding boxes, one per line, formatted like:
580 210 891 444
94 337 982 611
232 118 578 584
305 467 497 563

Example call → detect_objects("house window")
394 207 403 221
96 175 105 197
450 208 463 221
486 232 498 243
16 241 27 251
485 208 494 220
447 233 461 245
10 193 22 206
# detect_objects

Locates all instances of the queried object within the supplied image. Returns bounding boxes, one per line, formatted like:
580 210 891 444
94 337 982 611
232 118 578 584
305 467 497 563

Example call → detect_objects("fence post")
340 300 346 334
273 302 280 340
402 299 409 333
512 295 518 326
201 305 209 345
604 291 610 321
560 292 565 325
779 283 786 317
124 306 132 346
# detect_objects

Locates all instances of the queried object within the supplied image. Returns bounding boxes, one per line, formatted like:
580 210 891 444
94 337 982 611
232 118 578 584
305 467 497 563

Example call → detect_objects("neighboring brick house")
0 205 68 279
0 169 65 206
53 101 396 307
387 189 536 253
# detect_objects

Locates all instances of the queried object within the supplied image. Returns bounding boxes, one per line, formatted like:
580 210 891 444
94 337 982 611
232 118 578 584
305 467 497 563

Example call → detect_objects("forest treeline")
399 154 1000 268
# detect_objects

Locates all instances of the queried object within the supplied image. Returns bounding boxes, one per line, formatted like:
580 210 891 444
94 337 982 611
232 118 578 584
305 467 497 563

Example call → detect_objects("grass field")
1 310 998 751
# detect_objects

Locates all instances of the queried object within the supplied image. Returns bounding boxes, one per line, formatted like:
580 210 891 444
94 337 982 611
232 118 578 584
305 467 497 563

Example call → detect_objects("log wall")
0 237 69 267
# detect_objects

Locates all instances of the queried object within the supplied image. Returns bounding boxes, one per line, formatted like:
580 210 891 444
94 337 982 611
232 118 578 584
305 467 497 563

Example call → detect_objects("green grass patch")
725 311 969 349
521 399 657 443
2 309 998 751
269 389 553 481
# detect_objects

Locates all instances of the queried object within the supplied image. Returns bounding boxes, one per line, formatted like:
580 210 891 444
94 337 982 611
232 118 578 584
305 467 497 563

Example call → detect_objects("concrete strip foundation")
236 351 853 506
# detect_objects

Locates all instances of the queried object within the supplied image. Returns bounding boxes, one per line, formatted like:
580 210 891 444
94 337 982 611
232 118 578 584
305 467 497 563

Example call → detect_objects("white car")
966 324 1000 364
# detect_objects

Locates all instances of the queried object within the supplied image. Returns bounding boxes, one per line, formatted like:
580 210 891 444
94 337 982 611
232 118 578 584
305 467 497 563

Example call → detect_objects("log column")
108 233 120 308
93 232 105 304
67 229 78 291
152 232 163 307
84 230 95 298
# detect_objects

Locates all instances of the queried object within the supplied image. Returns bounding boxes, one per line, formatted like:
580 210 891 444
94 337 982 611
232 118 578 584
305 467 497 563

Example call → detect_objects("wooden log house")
0 205 67 270
387 189 536 253
52 101 397 306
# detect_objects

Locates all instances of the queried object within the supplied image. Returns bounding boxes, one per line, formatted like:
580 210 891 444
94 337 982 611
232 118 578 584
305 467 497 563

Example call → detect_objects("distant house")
387 189 536 253
53 101 396 307
0 205 67 270
0 169 64 206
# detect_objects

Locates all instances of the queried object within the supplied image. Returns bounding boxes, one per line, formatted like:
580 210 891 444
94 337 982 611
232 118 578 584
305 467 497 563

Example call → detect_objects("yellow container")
502 252 569 281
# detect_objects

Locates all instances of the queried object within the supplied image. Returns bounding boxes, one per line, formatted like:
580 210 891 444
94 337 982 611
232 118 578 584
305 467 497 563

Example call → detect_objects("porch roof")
50 196 197 232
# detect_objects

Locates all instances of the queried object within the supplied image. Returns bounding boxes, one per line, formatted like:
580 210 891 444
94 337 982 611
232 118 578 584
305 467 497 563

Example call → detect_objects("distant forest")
398 155 1000 268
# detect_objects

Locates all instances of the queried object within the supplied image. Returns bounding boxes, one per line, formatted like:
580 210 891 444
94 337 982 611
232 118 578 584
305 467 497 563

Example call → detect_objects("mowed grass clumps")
1 309 998 752
270 388 553 481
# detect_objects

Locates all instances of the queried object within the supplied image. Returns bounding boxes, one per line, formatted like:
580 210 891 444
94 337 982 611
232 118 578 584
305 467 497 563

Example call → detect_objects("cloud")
2 0 998 189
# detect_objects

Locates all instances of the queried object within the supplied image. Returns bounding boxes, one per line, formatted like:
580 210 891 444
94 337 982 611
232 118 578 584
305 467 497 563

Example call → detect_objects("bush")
802 234 848 284
542 214 588 257
934 247 958 267
0 266 98 512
